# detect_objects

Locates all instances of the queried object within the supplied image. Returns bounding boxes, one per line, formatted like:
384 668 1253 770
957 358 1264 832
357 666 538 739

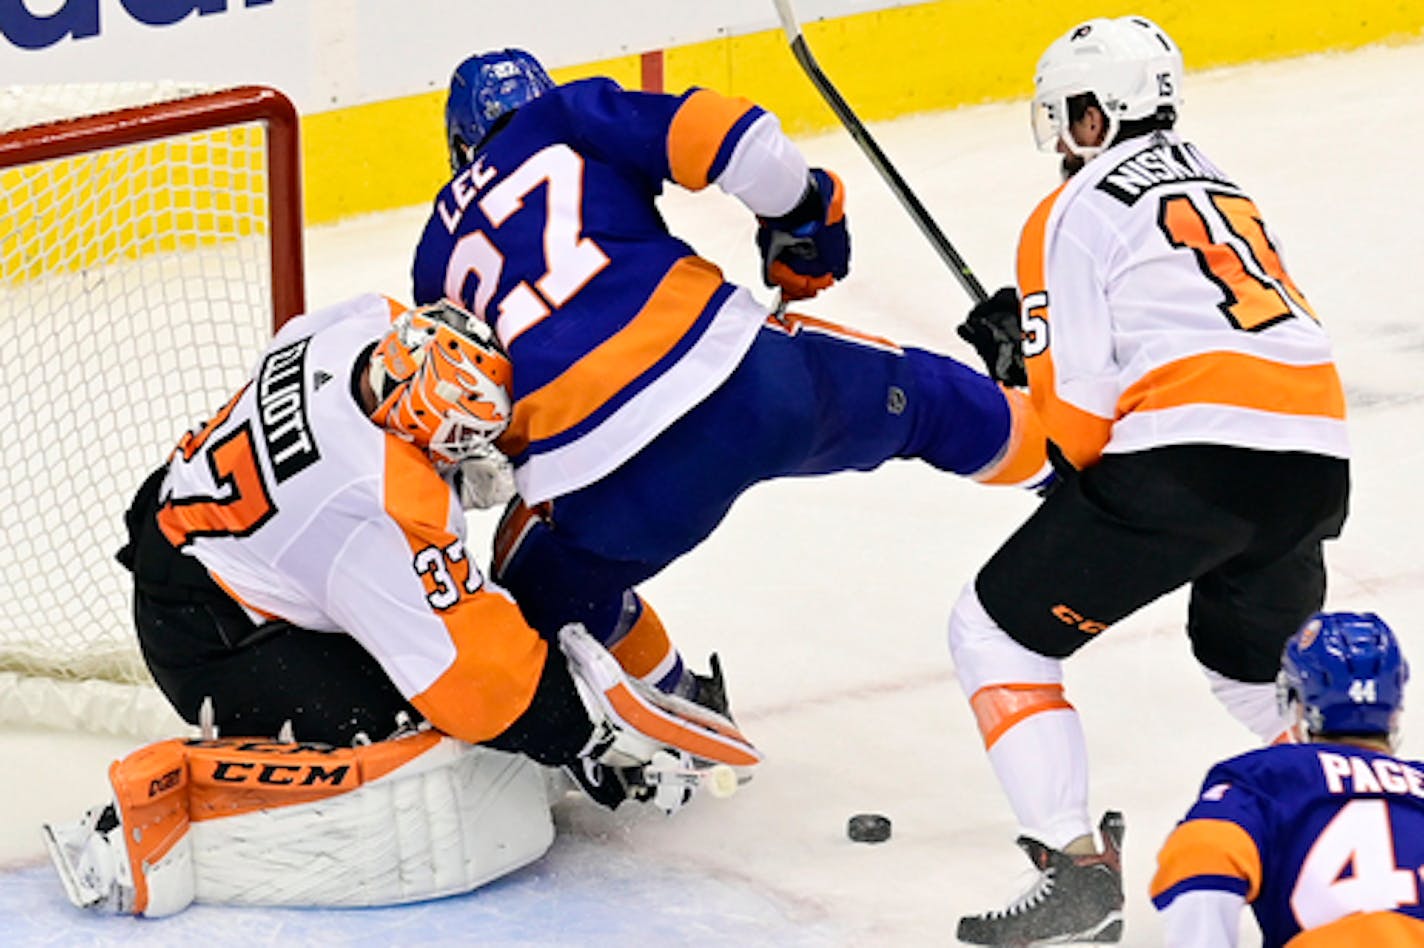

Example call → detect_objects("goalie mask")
368 300 513 468
1031 16 1183 161
445 48 554 171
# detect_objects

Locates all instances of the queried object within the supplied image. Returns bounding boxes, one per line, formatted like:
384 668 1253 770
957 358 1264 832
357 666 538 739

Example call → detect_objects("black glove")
956 286 1027 387
755 168 850 301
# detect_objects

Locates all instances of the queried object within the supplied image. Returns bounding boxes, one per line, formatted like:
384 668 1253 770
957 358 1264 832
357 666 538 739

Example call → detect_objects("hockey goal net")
0 84 304 738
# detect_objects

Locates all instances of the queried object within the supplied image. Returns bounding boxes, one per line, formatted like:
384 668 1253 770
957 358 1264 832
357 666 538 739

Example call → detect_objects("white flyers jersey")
154 293 547 745
1015 131 1348 470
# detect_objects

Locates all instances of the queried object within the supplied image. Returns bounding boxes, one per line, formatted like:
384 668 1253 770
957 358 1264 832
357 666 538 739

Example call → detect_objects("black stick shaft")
777 10 988 303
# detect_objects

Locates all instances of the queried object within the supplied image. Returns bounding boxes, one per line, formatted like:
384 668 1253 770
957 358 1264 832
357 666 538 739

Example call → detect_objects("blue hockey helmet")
445 49 554 171
1278 611 1409 740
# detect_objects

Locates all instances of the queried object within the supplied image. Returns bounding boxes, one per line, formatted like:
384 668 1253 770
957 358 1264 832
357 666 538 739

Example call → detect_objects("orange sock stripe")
609 598 675 681
970 682 1073 750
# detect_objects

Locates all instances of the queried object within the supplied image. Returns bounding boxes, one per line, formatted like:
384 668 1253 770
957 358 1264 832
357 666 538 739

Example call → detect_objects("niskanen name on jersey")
1095 139 1235 205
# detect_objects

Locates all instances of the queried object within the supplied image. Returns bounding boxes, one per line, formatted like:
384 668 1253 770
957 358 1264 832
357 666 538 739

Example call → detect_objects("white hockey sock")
1203 667 1292 743
949 584 1092 850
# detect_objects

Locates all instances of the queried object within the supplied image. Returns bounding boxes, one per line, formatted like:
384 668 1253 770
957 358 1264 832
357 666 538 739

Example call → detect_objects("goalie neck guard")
368 300 513 469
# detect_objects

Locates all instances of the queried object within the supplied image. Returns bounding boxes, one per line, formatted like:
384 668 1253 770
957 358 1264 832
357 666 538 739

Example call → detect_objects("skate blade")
40 822 105 909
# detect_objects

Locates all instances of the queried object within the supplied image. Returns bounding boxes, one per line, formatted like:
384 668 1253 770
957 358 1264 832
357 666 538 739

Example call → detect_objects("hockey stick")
771 0 988 303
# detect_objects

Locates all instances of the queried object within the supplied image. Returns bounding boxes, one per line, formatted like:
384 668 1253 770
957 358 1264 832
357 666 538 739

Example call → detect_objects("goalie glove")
560 624 761 814
756 168 850 301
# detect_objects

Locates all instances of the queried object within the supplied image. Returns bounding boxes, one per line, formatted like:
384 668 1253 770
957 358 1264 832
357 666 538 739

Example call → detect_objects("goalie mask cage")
0 84 304 738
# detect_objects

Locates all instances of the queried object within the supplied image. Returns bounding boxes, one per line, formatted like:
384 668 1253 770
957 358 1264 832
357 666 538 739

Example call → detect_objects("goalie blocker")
43 626 761 917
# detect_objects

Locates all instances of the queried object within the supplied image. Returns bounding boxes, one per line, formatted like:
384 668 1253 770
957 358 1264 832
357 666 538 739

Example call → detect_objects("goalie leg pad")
45 731 553 915
561 624 761 772
42 738 194 917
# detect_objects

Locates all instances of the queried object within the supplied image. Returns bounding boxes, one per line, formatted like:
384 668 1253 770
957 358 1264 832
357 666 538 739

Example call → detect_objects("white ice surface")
4 41 1423 946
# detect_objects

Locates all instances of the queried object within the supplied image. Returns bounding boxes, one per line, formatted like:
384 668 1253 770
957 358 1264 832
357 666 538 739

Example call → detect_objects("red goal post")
0 84 306 737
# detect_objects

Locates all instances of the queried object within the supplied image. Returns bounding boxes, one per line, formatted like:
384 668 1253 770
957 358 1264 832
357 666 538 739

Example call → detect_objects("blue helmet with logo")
445 49 554 171
1278 611 1409 739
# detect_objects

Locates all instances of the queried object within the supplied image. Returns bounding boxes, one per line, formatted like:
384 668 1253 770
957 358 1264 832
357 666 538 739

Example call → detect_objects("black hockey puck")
847 813 892 843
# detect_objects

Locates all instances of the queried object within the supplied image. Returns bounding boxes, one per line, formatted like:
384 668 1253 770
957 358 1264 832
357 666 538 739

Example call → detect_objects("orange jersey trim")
1016 184 1114 470
667 89 757 191
973 387 1050 486
1152 817 1263 904
771 309 901 351
498 255 724 457
609 597 674 681
383 440 547 744
969 682 1074 750
1117 351 1346 420
207 568 280 621
1286 911 1424 947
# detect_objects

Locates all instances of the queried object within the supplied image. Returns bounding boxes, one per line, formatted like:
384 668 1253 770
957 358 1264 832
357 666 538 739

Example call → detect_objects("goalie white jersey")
1016 130 1348 470
154 293 548 746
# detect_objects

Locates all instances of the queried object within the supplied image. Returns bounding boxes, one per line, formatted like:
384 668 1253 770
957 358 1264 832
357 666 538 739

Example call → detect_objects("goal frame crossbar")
0 84 306 324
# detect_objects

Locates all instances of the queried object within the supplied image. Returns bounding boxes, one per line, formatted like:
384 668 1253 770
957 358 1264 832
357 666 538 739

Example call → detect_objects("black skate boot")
682 653 732 720
957 811 1125 946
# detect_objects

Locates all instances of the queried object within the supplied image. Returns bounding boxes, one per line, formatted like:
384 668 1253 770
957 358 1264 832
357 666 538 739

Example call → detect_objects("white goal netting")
0 83 304 738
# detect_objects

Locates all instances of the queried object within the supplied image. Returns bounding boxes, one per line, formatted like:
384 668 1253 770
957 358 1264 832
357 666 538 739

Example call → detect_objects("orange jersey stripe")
1152 817 1263 903
973 387 1051 486
1117 351 1346 420
408 589 550 746
969 682 1074 750
207 569 280 621
667 89 757 191
1286 911 1424 947
383 439 547 744
1017 184 1115 470
498 255 724 457
609 597 675 681
771 309 901 351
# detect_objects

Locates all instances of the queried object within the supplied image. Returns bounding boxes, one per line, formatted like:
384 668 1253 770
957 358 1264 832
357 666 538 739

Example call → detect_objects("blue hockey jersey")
1152 742 1424 947
412 79 795 504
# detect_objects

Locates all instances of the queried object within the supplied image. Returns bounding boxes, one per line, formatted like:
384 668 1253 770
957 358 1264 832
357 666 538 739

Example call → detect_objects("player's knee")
948 583 1062 694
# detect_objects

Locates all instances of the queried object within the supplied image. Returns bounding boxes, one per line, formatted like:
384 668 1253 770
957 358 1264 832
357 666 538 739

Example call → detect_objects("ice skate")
41 802 133 913
684 653 732 719
957 811 1124 946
